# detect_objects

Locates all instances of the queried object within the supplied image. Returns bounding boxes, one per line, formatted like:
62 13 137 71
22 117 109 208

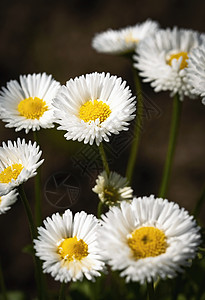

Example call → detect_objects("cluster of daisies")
0 18 203 287
33 195 201 283
92 19 205 102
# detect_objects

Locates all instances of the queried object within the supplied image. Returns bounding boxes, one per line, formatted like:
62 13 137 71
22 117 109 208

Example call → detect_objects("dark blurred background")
0 0 205 298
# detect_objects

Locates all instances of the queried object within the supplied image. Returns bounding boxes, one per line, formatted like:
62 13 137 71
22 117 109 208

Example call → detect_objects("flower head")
187 45 205 104
92 19 159 55
92 171 133 206
0 189 18 214
134 27 202 100
34 209 105 283
0 73 60 133
100 195 201 284
0 138 44 196
53 72 136 146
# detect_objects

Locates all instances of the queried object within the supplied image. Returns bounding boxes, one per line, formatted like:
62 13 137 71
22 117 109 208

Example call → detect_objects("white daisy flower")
0 138 44 196
134 27 203 100
92 171 133 206
0 189 18 214
92 19 159 55
100 195 201 284
187 45 205 104
0 73 60 133
53 72 136 146
34 209 105 283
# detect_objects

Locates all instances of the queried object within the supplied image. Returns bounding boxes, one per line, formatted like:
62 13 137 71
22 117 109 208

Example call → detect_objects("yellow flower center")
128 226 167 259
79 100 111 124
57 236 88 262
0 163 23 184
166 51 188 70
18 97 48 119
0 197 2 204
103 186 119 205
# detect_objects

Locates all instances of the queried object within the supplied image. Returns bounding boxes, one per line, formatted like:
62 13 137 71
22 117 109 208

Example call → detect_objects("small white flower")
0 138 44 196
92 19 159 55
0 189 18 214
34 209 105 283
92 171 133 206
53 72 136 146
134 27 203 100
100 195 201 284
0 73 60 133
187 45 205 104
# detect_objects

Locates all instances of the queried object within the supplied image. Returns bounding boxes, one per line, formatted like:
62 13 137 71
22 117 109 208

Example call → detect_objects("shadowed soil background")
0 0 205 298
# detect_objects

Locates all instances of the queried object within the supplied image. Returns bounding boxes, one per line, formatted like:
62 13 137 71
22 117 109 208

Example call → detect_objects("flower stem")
97 201 104 218
18 184 37 238
0 260 8 300
58 282 66 300
193 184 205 218
18 184 46 300
158 93 182 198
33 131 42 227
98 142 110 176
147 281 155 300
126 67 143 184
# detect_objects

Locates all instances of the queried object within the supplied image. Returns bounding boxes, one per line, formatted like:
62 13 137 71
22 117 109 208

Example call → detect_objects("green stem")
98 143 110 176
33 130 39 145
18 184 36 238
0 260 8 300
18 185 46 300
126 67 143 184
97 201 104 219
97 143 110 218
147 281 155 300
158 94 182 198
33 131 42 226
58 282 66 300
193 184 205 218
34 168 42 226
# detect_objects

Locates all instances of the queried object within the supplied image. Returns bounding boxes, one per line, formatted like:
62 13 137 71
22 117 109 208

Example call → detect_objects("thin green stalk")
18 185 46 300
98 143 110 176
147 281 155 300
0 260 8 300
193 184 205 218
34 167 42 226
158 94 182 198
33 130 39 146
97 201 104 219
97 143 109 218
18 184 36 238
126 67 143 184
33 131 42 226
58 282 66 300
